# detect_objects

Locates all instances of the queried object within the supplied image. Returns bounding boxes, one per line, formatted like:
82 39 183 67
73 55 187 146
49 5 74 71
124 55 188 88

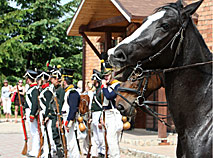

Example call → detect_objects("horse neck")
176 19 212 66
164 19 212 129
166 18 212 85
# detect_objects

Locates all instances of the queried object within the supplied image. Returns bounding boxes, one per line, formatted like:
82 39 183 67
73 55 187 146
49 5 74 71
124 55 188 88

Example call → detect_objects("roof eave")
111 0 132 23
66 0 85 36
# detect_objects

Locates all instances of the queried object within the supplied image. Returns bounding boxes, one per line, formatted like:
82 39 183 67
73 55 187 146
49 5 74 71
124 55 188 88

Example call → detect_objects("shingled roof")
111 0 178 21
67 0 197 36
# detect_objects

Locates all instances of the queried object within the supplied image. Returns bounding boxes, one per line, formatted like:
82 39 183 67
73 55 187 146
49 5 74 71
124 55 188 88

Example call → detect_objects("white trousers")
40 112 56 158
2 97 11 114
63 115 80 158
105 109 123 158
26 108 40 157
92 111 105 156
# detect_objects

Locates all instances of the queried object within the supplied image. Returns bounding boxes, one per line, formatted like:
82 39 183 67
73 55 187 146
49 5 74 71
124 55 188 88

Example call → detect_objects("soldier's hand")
98 122 102 129
101 80 107 87
67 120 73 128
65 120 73 130
56 121 59 128
65 126 69 133
30 115 35 122
98 118 104 129
30 118 34 122
44 117 49 123
23 115 26 120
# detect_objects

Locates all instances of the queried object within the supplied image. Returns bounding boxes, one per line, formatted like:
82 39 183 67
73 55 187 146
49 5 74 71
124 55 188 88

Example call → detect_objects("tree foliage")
0 0 82 85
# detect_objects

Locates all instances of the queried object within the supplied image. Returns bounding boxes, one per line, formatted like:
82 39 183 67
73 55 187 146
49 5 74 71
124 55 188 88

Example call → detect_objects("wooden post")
104 32 112 52
158 87 170 145
82 38 86 92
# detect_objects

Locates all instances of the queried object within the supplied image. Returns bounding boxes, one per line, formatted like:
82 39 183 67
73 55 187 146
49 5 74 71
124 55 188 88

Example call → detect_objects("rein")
163 60 213 73
131 60 213 78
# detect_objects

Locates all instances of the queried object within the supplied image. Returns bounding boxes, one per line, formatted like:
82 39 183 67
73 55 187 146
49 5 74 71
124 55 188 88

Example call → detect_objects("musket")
43 114 52 158
17 84 28 155
37 87 44 158
87 111 92 158
54 95 68 158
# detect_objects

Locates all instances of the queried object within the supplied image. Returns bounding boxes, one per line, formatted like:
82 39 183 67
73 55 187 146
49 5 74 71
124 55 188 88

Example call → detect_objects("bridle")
113 70 171 127
136 6 187 68
133 6 212 72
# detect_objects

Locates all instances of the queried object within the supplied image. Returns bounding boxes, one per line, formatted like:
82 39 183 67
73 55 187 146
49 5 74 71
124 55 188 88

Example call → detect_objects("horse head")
116 71 164 118
108 0 204 81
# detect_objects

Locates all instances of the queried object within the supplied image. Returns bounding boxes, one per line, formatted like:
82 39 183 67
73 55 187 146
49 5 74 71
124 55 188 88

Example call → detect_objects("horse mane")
154 2 182 13
141 2 183 26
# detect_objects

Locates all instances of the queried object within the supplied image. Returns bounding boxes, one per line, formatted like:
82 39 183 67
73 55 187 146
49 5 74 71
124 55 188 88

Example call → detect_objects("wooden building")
66 0 212 133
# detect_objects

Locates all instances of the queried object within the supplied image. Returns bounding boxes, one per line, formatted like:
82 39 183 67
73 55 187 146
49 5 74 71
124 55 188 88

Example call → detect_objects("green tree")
0 0 82 85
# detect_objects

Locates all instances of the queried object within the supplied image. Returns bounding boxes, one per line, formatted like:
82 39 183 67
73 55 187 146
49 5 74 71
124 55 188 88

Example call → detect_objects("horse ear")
176 0 183 9
181 0 203 16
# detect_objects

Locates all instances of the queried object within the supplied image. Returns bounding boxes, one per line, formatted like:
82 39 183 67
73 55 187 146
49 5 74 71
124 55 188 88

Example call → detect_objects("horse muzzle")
108 50 127 68
117 103 136 117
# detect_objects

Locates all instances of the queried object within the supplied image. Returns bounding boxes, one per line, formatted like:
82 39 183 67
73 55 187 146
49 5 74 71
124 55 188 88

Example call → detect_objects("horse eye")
161 23 170 31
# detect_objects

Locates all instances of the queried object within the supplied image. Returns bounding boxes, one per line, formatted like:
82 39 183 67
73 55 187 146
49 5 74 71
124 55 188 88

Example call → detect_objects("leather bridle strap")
137 104 171 127
111 87 137 119
117 79 144 96
163 60 213 73
137 6 189 68
137 26 184 67
143 100 167 106
113 71 172 127
112 87 136 108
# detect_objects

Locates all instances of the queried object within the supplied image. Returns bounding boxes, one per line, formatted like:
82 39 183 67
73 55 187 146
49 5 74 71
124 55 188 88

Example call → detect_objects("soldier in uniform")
62 68 81 158
90 69 105 158
101 64 123 158
23 70 40 157
49 68 65 157
37 71 55 158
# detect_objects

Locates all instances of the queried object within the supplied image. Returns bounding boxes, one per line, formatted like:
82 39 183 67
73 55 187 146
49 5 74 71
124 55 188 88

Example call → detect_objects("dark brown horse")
108 0 212 157
115 71 164 117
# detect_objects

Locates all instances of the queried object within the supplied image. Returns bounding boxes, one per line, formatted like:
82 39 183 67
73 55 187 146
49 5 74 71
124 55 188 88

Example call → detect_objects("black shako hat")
48 66 62 80
23 70 38 80
62 68 75 82
91 69 102 81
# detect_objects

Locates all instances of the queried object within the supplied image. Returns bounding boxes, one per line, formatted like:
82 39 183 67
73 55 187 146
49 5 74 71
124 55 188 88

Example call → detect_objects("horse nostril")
117 104 124 111
114 49 127 62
